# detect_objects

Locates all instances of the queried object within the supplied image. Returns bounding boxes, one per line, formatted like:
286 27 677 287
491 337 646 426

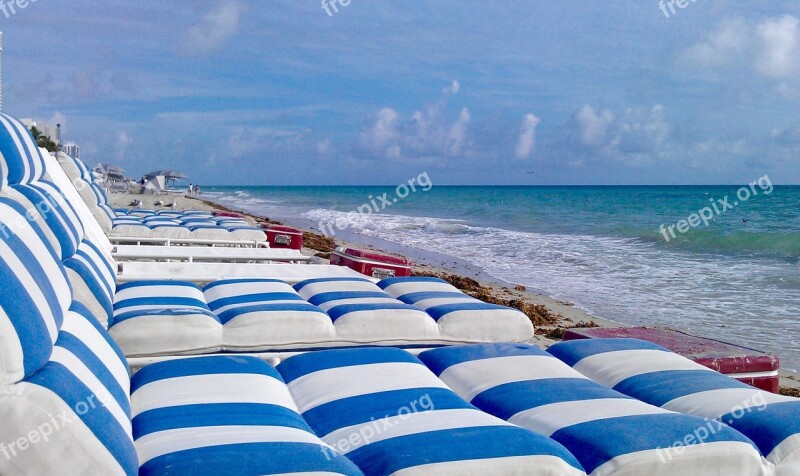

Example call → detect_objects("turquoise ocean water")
205 185 800 371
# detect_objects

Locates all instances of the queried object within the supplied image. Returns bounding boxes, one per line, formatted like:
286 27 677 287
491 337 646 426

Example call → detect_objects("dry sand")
111 191 800 393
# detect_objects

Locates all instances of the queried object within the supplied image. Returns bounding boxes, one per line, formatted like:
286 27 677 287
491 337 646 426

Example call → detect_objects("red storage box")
562 327 781 393
262 225 303 250
330 246 412 279
212 210 244 218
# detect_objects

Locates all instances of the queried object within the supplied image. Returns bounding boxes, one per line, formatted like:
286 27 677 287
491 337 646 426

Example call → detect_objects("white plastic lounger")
115 261 375 284
112 244 311 263
108 235 270 248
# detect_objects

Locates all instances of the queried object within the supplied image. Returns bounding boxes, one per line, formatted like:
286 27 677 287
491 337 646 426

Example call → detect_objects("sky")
3 1 800 185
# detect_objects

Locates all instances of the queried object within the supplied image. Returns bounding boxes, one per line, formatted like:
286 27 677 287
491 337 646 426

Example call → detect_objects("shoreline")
108 191 800 395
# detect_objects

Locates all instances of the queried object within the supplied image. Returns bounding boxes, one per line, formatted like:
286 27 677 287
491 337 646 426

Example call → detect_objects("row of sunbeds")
0 112 798 475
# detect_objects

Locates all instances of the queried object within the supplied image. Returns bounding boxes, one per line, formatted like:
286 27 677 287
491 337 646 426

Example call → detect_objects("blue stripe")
70 301 130 378
111 308 220 326
377 276 447 289
547 338 670 367
395 291 469 304
131 356 281 393
294 277 372 292
116 280 202 292
425 302 513 321
27 363 138 476
614 370 747 407
306 291 390 306
720 402 800 457
56 332 131 418
553 413 757 474
301 388 469 436
419 343 545 376
139 442 363 476
473 379 622 420
327 303 421 322
76 246 114 300
203 278 285 291
114 296 209 312
346 425 583 475
133 403 311 439
216 303 327 325
278 347 422 384
206 292 304 311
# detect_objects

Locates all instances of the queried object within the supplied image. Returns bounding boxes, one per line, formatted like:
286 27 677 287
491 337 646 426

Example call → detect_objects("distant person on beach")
188 183 193 196
196 185 201 196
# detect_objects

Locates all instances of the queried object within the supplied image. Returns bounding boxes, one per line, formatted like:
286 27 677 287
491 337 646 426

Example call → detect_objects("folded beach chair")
378 276 534 342
419 343 770 476
548 338 800 475
276 347 586 475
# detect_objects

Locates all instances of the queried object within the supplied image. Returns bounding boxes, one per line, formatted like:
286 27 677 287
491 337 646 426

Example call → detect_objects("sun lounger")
111 244 311 263
548 338 800 474
419 343 770 476
276 347 586 475
378 276 534 342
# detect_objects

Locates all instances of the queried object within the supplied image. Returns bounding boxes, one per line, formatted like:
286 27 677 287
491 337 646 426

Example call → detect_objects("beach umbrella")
94 163 126 178
144 170 189 188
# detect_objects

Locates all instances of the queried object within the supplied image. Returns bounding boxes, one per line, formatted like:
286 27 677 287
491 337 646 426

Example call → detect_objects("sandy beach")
107 191 800 395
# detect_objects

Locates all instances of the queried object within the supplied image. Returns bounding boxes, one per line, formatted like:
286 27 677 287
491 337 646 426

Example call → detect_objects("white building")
62 141 80 159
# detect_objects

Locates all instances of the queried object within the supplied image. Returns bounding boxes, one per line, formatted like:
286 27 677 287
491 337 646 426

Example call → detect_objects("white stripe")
212 300 308 315
116 284 205 302
322 408 510 454
573 349 712 387
136 425 327 464
381 282 459 298
296 281 382 299
662 388 795 418
204 282 298 302
50 347 131 434
0 115 33 181
316 297 399 312
767 432 800 469
288 362 449 413
0 306 24 384
61 311 130 394
389 455 585 476
132 373 298 417
509 398 670 437
0 225 60 342
411 297 477 310
440 356 589 402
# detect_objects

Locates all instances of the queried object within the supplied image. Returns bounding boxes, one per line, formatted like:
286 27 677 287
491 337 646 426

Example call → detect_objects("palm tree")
28 125 59 152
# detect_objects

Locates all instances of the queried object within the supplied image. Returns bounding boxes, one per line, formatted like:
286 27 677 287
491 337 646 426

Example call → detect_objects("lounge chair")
419 343 770 476
276 347 585 475
548 338 800 474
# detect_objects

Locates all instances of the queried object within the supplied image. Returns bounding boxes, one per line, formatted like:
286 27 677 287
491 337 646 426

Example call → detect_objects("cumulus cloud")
358 84 473 163
443 80 461 95
574 105 614 147
681 15 800 80
184 1 241 55
515 113 540 159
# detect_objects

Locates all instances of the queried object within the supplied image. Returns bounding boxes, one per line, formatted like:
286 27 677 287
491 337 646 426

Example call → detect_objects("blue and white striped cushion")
30 180 85 250
0 304 138 475
419 343 769 476
379 277 534 342
548 338 800 473
0 196 71 384
277 347 585 476
64 239 117 326
110 281 222 356
0 113 46 186
204 279 335 350
294 278 440 343
131 355 363 476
